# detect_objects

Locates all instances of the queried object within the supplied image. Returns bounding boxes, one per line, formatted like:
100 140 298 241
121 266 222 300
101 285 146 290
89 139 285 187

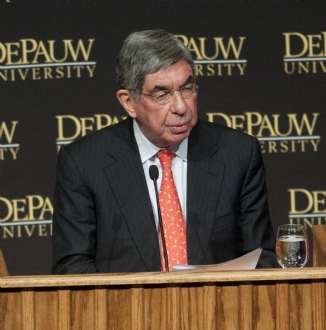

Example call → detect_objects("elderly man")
52 29 278 274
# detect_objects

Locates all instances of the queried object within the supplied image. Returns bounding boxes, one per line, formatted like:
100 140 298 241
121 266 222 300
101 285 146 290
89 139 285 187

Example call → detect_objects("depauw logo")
56 114 126 151
0 38 96 81
175 34 247 76
283 31 326 74
0 121 20 160
0 194 53 239
207 111 321 154
288 188 326 227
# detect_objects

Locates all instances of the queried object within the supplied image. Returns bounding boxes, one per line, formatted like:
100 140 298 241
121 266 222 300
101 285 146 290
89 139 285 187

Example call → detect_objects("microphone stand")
149 165 169 272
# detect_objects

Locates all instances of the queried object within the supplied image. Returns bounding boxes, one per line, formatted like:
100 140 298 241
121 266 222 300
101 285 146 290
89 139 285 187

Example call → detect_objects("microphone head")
149 165 159 181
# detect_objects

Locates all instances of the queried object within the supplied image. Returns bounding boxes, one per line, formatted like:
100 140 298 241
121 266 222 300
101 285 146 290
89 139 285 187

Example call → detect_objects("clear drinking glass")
276 224 309 268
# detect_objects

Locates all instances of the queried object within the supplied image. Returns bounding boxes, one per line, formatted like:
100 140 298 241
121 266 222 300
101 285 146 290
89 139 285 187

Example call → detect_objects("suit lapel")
103 118 161 271
187 120 225 265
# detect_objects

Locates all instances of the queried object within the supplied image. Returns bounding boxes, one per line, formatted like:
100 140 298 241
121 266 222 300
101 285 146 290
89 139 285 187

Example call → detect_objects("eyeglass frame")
130 84 199 105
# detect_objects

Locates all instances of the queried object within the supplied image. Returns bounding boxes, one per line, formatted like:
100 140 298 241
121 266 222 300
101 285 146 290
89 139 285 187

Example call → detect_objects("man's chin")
164 131 191 147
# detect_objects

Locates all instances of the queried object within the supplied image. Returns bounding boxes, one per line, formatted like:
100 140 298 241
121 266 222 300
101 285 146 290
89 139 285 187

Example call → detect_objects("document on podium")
172 248 262 271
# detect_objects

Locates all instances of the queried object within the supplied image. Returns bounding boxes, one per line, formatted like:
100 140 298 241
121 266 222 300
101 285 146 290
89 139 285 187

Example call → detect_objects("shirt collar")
133 119 188 164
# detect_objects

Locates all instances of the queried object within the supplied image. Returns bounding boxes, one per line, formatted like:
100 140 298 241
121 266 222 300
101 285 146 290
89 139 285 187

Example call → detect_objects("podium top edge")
2 268 326 289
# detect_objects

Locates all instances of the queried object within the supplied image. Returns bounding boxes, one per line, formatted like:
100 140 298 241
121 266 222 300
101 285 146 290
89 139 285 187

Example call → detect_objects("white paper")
172 248 262 271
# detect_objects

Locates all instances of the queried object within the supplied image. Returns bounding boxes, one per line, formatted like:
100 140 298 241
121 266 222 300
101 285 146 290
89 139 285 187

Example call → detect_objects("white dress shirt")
133 119 188 231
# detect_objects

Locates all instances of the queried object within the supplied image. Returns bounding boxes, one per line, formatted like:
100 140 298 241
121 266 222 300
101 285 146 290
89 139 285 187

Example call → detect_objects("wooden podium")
2 225 326 329
312 225 326 267
1 268 326 330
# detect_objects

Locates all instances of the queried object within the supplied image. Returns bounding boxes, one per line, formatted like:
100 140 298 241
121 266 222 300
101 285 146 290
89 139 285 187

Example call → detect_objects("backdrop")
1 1 325 275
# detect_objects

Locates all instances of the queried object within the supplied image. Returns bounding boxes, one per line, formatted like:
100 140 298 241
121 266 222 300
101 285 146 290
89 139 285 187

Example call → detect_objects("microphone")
149 165 169 272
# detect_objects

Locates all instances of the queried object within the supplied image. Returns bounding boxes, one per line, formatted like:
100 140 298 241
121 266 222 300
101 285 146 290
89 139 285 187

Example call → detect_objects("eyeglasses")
136 84 198 105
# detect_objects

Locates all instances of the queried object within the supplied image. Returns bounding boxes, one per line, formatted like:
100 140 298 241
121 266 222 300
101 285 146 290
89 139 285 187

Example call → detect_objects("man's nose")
170 91 187 114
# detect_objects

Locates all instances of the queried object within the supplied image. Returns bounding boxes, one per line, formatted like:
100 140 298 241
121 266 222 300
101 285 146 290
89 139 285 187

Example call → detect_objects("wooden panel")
57 289 71 330
275 283 289 330
143 287 167 330
203 285 217 329
107 287 131 330
312 225 326 267
34 290 58 329
131 287 144 330
94 289 108 329
216 285 239 330
179 286 206 329
22 291 34 330
253 284 276 330
0 249 9 276
71 289 94 330
239 284 253 330
166 286 180 330
2 291 22 330
289 283 312 329
312 282 325 329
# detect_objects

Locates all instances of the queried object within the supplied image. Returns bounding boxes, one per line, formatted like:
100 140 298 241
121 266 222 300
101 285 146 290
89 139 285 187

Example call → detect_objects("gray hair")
116 29 195 100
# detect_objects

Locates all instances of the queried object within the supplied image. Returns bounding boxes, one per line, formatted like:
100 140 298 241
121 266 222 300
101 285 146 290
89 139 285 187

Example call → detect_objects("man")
52 29 278 274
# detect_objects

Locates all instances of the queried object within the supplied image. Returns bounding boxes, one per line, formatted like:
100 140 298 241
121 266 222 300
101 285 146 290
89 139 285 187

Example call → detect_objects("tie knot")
157 149 174 169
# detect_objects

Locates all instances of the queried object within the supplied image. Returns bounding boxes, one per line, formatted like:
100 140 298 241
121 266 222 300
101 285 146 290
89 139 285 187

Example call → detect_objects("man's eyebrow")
148 75 195 93
182 76 195 86
149 85 170 93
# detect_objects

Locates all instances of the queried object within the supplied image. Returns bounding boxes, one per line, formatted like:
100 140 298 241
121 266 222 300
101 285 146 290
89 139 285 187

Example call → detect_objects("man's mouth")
168 122 190 133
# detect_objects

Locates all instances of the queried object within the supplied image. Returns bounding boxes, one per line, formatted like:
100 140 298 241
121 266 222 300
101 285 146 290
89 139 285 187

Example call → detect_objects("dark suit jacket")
52 117 278 274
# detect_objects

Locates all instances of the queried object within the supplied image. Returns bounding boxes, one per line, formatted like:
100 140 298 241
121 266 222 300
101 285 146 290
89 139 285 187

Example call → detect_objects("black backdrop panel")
1 1 325 275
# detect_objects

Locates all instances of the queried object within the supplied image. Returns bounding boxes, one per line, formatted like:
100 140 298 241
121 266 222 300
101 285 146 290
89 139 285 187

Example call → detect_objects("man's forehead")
143 61 194 90
148 76 195 93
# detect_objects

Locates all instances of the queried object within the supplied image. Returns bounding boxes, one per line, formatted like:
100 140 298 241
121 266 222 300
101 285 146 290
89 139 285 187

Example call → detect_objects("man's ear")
116 90 137 118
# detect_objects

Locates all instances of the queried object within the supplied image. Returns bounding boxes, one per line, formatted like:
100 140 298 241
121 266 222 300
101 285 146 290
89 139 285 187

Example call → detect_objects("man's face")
130 60 198 148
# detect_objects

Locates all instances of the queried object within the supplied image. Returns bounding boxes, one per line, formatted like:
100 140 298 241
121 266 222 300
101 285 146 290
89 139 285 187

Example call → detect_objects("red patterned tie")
157 149 187 271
